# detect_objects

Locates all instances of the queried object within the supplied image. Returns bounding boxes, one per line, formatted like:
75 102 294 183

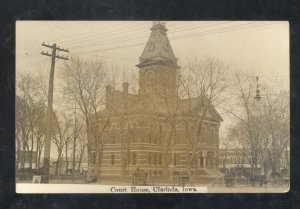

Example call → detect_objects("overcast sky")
16 21 289 141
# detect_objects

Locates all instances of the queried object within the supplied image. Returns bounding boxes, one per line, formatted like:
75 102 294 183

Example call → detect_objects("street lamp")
254 76 262 101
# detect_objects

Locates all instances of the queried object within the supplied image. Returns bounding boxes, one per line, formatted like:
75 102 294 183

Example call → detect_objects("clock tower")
136 22 180 98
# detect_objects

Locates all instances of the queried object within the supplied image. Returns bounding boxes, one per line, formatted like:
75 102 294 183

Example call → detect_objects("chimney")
122 82 129 93
106 85 113 93
105 85 114 109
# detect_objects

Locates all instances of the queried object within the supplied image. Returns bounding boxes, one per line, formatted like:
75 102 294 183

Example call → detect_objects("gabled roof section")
137 22 179 68
180 97 223 122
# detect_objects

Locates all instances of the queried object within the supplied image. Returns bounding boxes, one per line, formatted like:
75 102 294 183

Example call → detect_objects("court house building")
88 22 223 182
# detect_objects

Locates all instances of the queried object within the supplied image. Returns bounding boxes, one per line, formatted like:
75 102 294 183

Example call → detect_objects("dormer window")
149 42 155 51
146 84 150 93
164 43 169 52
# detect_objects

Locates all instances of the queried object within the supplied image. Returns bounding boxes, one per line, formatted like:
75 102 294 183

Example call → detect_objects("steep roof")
180 97 223 122
105 88 223 123
137 23 179 68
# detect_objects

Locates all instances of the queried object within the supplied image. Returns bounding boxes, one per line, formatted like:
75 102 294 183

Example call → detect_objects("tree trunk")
25 144 31 169
65 144 68 174
29 124 34 169
97 146 104 181
72 136 76 174
16 148 20 171
21 141 26 169
55 157 59 177
16 139 21 170
37 148 41 169
35 138 39 169
85 118 93 176
55 150 63 178
224 150 228 168
77 146 85 172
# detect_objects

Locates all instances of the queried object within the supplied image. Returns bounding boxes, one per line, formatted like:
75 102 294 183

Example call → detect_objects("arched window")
201 126 206 142
149 42 155 51
148 131 152 144
211 127 215 134
133 123 137 129
145 71 154 92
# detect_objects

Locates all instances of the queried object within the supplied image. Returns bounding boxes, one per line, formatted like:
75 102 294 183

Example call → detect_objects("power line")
71 22 280 55
48 22 126 45
18 22 126 52
67 21 231 50
18 22 149 54
17 21 271 58
18 22 231 56
58 22 150 46
18 22 288 81
171 22 276 41
62 21 264 51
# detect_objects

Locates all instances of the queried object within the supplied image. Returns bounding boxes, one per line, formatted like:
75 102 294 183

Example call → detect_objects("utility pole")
41 42 69 183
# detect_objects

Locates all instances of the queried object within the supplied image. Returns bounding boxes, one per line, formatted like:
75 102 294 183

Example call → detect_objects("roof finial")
153 21 166 27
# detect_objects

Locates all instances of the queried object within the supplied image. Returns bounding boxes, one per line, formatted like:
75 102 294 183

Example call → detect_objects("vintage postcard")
15 21 289 193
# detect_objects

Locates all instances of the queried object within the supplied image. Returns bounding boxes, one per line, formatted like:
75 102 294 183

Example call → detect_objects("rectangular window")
111 153 115 165
132 152 136 165
149 153 152 165
159 153 162 165
92 153 96 164
174 153 177 166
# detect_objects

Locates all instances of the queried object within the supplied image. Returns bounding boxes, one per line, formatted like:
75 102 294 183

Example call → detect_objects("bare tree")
144 56 228 179
225 73 289 176
179 56 228 175
16 73 47 170
256 87 289 176
16 96 29 170
71 113 83 174
154 70 182 176
76 131 87 172
52 112 73 178
61 56 109 179
34 112 46 169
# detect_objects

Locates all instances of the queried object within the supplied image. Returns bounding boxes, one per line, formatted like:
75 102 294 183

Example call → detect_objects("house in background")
50 156 88 177
16 150 37 169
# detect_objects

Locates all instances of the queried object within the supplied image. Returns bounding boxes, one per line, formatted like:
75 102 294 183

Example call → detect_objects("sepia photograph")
15 21 289 193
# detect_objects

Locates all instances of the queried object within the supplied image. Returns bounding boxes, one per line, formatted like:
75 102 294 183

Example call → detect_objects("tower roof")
137 22 179 68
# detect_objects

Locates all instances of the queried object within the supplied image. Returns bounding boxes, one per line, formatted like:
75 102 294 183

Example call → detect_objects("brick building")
88 22 223 182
